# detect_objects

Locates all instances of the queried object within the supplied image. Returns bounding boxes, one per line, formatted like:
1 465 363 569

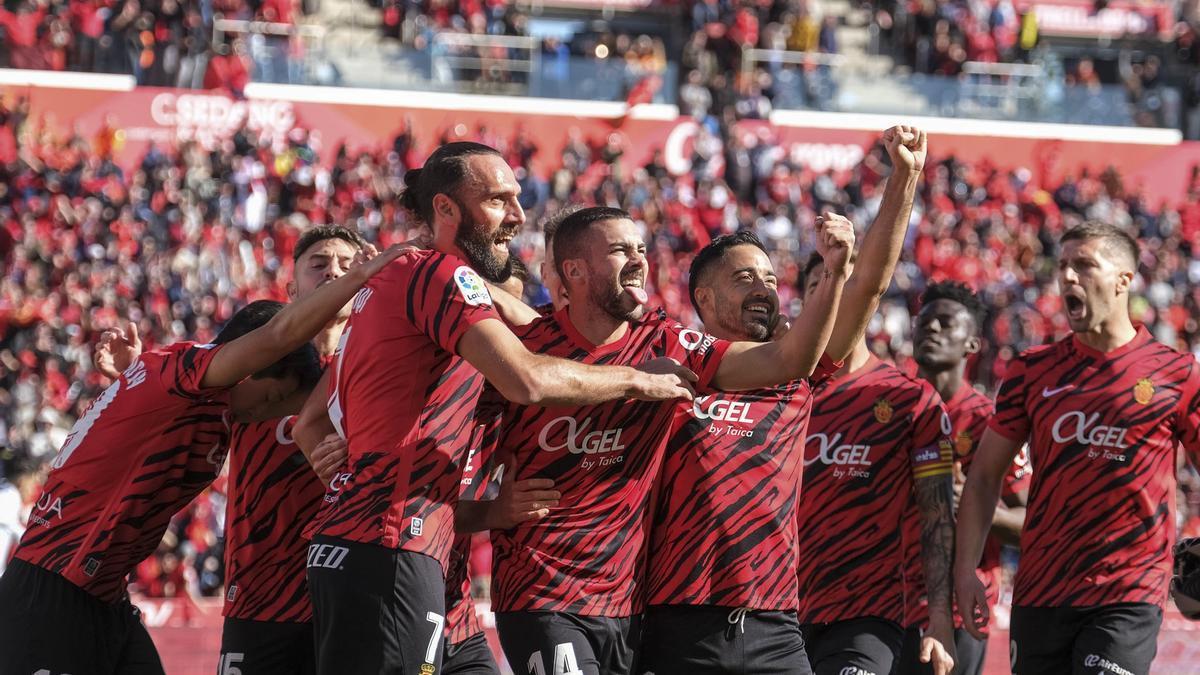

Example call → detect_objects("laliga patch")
454 266 492 306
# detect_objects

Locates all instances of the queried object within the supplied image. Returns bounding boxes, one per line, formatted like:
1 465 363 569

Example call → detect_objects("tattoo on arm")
915 473 956 618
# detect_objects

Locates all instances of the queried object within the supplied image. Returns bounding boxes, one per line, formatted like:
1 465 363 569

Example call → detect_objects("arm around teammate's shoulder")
200 246 406 390
457 319 697 407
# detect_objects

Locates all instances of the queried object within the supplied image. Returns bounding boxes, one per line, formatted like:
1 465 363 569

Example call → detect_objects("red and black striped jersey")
796 356 953 625
990 326 1200 608
901 383 1030 628
645 355 839 610
308 250 499 571
490 308 729 617
445 411 495 646
222 414 324 623
16 342 230 602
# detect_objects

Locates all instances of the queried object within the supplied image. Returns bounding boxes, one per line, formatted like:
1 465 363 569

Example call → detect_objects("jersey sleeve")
163 342 227 399
661 323 732 392
811 353 843 387
1177 358 1200 465
989 355 1032 442
460 394 506 503
910 385 955 481
406 255 501 356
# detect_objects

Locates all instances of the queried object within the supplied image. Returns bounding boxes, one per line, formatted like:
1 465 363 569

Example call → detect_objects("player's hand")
309 433 348 484
955 569 991 640
493 478 561 529
920 626 956 675
882 124 927 175
770 314 791 341
352 243 409 279
814 212 855 277
94 321 143 380
632 358 698 402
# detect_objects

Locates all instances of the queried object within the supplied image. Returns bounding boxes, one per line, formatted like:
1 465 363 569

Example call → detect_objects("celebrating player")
292 142 697 675
0 245 403 675
638 125 927 674
897 280 1029 675
956 222 1200 675
460 204 853 675
796 257 957 675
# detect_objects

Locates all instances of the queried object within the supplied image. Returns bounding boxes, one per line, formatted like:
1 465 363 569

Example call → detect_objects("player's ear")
694 286 715 315
432 193 459 222
286 279 298 300
965 335 981 355
562 259 584 281
1115 269 1135 294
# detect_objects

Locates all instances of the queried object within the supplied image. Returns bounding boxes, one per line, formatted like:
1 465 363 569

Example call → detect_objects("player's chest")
803 390 914 481
509 401 670 476
1029 368 1181 441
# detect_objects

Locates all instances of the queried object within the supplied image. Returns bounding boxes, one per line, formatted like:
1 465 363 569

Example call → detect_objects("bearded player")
796 255 957 675
638 125 927 675
293 142 696 675
0 245 402 674
460 204 853 675
897 280 1029 675
956 222 1200 675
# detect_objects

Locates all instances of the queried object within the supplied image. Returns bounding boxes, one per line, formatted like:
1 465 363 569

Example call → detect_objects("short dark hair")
399 142 503 223
921 280 986 333
213 300 321 387
797 250 859 292
510 255 530 283
552 206 632 280
1060 221 1140 271
542 205 583 251
0 447 39 484
688 230 768 311
293 225 365 263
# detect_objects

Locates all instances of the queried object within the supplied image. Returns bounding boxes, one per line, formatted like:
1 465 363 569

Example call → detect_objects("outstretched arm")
824 125 925 363
200 246 406 389
711 214 854 391
458 320 698 406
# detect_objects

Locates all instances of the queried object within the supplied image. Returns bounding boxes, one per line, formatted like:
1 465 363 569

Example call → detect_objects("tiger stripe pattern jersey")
223 414 326 623
990 326 1200 608
796 355 953 625
490 308 729 617
901 383 1030 629
16 342 230 602
646 355 839 610
307 250 500 572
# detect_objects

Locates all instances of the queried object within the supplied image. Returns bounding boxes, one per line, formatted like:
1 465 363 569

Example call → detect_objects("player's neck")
1075 315 1138 354
566 303 629 347
313 318 346 358
918 362 966 402
836 341 873 377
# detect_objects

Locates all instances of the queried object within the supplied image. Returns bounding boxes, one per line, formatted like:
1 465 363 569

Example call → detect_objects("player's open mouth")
493 231 514 253
743 301 773 317
1064 293 1086 319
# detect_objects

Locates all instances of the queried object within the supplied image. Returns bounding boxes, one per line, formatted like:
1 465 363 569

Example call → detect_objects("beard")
588 270 646 323
453 206 514 284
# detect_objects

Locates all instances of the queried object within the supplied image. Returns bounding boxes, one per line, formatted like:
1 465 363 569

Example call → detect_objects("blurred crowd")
1 88 1200 591
0 0 306 89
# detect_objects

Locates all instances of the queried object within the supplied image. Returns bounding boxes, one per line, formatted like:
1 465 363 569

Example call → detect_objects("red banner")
1013 0 1175 39
3 82 1198 207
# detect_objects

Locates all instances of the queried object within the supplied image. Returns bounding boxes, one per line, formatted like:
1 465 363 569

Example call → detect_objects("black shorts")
800 617 903 675
0 558 165 675
306 536 446 675
1009 603 1162 675
443 631 500 675
496 611 639 675
220 617 316 675
638 605 813 675
895 626 986 675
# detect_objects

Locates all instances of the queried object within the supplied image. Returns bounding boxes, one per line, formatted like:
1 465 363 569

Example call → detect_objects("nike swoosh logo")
1042 385 1074 398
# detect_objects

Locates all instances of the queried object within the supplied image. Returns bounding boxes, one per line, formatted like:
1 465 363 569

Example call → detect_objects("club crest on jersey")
954 431 973 456
454 266 492 306
1134 378 1154 405
874 399 894 424
420 664 436 675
